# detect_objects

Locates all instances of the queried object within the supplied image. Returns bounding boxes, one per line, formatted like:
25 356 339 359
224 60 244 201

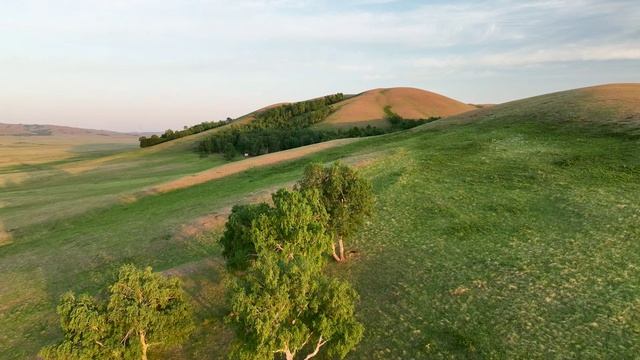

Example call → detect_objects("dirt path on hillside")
145 138 358 195
171 150 383 242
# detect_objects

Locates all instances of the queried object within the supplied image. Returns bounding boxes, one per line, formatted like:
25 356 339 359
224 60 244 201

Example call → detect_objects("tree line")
199 102 439 159
138 119 233 148
41 162 374 360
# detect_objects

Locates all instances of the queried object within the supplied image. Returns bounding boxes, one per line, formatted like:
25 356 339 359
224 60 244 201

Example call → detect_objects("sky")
1 0 639 132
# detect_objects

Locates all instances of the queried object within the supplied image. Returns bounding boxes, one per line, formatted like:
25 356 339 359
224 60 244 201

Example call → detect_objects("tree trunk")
332 237 346 262
285 349 294 360
331 242 342 262
139 330 148 360
303 336 327 360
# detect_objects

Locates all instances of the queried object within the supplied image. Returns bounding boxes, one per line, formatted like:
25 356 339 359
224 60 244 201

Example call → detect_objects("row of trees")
197 94 345 157
222 162 373 359
199 103 439 159
41 162 374 359
251 93 345 130
139 94 345 148
138 119 233 148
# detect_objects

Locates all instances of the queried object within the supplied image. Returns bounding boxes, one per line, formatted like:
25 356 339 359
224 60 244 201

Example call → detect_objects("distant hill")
0 123 136 137
0 123 139 167
322 87 475 128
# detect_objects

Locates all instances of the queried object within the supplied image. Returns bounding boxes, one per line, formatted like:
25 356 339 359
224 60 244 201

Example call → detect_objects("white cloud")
411 43 640 69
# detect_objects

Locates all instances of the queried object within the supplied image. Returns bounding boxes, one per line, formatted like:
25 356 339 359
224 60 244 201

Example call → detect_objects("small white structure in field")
244 153 249 157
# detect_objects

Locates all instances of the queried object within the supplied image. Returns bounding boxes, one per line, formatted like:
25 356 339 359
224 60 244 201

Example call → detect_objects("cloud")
410 43 640 69
1 0 639 131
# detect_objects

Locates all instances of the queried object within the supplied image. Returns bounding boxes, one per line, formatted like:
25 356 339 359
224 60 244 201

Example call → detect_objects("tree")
39 293 116 360
40 265 194 360
227 256 364 360
297 162 374 262
220 203 271 271
220 189 330 271
250 189 331 270
108 265 195 360
223 142 238 160
224 188 363 360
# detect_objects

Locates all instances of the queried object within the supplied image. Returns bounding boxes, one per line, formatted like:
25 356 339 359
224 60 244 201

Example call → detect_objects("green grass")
1 86 639 358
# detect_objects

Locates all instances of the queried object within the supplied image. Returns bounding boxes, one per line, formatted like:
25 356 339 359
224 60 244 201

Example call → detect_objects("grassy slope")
1 84 640 358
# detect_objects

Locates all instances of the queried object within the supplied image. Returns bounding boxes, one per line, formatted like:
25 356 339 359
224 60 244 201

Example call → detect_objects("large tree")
297 162 374 262
223 188 363 359
108 265 195 360
227 256 364 360
40 265 194 360
39 293 116 360
220 189 330 271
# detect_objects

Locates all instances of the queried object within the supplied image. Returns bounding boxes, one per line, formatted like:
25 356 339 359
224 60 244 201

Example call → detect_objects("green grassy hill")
1 84 639 359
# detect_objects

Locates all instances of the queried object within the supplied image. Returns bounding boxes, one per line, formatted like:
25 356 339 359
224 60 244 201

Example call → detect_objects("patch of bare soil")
146 138 357 195
325 87 475 126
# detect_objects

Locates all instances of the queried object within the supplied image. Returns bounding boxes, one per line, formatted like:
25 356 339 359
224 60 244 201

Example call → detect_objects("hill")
435 83 640 130
1 84 640 359
0 122 139 168
0 122 135 137
322 87 475 128
135 88 470 152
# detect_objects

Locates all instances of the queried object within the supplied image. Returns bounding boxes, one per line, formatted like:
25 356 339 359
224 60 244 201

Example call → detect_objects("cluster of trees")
383 105 440 129
197 127 340 159
199 102 439 159
40 265 194 360
251 93 345 129
138 119 233 148
221 162 373 359
197 94 345 157
42 162 374 359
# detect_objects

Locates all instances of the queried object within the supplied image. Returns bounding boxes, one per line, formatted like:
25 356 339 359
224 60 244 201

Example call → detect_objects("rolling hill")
1 84 640 359
0 123 140 137
0 123 140 168
322 87 476 128
433 83 640 130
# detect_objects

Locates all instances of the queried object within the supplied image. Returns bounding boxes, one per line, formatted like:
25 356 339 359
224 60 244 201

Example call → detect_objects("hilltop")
322 87 475 128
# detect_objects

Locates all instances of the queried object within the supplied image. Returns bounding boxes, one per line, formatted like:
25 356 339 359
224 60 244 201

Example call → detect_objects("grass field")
0 132 139 169
1 85 639 359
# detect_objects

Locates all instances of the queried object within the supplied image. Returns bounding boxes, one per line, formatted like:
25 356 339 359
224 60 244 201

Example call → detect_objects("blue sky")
1 0 639 132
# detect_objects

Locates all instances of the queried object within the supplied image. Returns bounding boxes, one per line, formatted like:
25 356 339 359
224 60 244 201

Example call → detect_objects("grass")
1 85 639 358
348 121 640 358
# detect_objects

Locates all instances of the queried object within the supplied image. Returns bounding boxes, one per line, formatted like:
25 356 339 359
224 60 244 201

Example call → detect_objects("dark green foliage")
108 265 195 359
198 94 344 156
384 105 440 129
220 203 271 270
40 265 194 360
39 293 115 360
297 162 374 261
223 188 363 359
139 119 232 148
250 189 331 270
198 99 433 159
222 142 239 160
227 256 364 360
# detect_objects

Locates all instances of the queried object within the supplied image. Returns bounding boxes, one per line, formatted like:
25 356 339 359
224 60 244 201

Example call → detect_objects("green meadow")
1 86 639 358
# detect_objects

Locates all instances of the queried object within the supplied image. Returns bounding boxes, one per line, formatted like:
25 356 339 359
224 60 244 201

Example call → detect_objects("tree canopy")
297 162 374 262
222 188 364 359
40 265 194 360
